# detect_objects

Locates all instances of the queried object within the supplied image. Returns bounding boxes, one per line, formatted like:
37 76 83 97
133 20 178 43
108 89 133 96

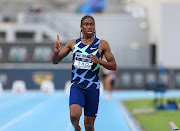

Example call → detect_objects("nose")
87 24 92 28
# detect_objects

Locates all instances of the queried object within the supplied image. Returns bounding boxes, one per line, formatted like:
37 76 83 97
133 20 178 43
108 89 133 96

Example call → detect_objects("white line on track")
65 121 72 131
0 96 30 108
0 98 53 131
118 101 139 131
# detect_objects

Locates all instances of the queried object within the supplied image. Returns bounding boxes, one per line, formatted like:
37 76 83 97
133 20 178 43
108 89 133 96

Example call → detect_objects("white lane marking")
118 101 139 131
0 98 53 131
0 96 34 108
0 99 20 108
65 121 72 131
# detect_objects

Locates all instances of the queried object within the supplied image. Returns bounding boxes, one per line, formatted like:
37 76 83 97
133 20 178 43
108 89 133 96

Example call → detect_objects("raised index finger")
57 34 60 42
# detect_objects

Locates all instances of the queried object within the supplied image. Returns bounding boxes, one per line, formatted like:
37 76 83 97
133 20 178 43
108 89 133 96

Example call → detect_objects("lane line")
0 98 53 131
118 101 140 131
65 121 72 131
0 96 34 108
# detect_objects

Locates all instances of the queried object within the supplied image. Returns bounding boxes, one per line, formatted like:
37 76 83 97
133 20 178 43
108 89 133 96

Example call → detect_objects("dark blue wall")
0 69 71 90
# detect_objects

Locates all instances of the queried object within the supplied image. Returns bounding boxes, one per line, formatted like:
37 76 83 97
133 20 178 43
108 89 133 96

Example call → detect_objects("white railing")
17 12 80 42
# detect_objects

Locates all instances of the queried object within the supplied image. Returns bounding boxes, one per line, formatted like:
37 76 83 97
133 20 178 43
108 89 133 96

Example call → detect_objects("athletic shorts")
69 83 100 117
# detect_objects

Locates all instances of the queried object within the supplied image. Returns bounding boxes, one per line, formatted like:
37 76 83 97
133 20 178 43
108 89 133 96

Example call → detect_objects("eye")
84 23 88 26
90 23 95 26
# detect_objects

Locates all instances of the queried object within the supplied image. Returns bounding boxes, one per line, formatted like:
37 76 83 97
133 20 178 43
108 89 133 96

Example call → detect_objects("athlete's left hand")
91 54 101 64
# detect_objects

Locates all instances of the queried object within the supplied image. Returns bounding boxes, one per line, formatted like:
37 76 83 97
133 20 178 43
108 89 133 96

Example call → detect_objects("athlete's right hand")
54 34 62 53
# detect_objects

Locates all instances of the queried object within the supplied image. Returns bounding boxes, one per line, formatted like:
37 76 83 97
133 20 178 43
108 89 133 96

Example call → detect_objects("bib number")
74 52 92 69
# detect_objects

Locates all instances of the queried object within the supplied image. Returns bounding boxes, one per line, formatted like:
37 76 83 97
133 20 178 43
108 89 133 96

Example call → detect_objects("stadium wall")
159 3 180 68
1 68 180 90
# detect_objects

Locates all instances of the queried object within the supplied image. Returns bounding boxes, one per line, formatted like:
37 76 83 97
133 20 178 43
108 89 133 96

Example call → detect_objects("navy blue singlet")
71 37 101 89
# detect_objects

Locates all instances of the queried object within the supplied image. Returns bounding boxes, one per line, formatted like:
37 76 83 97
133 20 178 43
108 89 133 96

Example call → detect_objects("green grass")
123 98 180 131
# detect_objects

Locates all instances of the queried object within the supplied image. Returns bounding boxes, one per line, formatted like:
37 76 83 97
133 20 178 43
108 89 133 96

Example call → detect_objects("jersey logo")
90 47 97 50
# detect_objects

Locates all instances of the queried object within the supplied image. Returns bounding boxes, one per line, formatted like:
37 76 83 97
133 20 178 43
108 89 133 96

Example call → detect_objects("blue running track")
0 90 180 131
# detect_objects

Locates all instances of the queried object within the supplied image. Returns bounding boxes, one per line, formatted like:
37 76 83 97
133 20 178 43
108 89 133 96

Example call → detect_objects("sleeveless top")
71 37 101 89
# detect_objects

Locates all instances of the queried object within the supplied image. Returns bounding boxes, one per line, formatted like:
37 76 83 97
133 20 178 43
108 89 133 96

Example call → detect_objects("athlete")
52 15 117 131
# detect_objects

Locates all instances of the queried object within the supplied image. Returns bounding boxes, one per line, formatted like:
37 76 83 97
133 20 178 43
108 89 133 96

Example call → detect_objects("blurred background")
0 0 180 131
0 0 180 90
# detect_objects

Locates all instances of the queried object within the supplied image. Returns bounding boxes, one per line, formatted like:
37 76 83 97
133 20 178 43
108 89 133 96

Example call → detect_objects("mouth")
87 31 93 34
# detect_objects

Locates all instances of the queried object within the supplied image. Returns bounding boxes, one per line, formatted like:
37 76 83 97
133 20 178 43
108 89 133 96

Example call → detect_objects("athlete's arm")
91 40 117 70
52 35 75 64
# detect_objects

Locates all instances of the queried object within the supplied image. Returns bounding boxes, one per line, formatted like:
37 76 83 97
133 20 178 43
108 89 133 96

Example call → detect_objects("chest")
73 42 100 55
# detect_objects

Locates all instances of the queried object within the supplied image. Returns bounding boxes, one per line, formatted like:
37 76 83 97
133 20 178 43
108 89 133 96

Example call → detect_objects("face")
81 17 95 37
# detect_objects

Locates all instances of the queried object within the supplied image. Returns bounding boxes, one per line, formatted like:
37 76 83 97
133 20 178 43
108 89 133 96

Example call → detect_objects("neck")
82 36 94 40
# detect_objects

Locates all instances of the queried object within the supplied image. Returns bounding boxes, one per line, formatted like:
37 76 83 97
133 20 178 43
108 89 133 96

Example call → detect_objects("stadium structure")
0 0 180 90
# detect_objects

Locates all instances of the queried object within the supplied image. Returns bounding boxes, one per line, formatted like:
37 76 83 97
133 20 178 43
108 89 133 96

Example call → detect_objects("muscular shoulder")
65 39 76 50
67 39 76 46
99 39 110 49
